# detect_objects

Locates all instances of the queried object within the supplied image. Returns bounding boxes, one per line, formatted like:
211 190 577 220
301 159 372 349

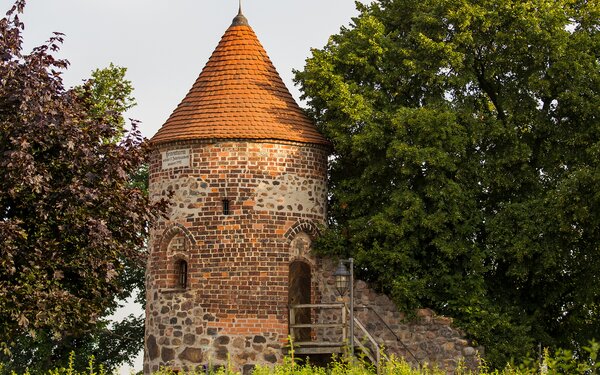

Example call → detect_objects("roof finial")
231 0 249 26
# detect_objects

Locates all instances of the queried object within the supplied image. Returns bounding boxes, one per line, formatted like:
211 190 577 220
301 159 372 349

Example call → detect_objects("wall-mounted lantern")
333 258 354 358
333 261 350 296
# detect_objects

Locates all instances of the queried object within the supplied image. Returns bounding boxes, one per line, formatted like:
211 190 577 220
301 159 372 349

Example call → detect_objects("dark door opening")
288 261 311 341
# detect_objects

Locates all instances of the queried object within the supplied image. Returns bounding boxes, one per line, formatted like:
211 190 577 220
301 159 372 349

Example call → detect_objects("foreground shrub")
0 353 107 375
1 342 598 374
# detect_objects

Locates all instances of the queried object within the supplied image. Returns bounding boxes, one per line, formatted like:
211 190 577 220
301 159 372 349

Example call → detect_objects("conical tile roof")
151 11 329 146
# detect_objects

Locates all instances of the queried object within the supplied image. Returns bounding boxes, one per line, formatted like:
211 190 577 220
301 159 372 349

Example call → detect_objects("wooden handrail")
293 341 345 347
290 323 343 329
289 303 346 346
357 305 420 366
291 303 344 309
350 306 388 375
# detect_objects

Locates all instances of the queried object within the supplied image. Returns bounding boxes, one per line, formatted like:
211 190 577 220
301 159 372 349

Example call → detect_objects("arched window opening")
177 259 188 289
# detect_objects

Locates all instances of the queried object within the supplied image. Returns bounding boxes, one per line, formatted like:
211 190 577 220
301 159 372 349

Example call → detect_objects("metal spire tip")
231 0 248 26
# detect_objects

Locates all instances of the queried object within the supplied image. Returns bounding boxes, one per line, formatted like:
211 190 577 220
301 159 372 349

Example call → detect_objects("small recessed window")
177 260 188 289
222 199 230 215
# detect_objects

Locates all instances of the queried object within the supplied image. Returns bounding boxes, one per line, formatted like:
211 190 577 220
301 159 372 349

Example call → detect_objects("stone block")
147 335 159 360
161 347 175 362
434 316 453 325
215 346 229 361
179 347 203 363
232 337 246 349
253 335 267 343
184 333 196 345
203 313 216 321
236 350 256 361
214 335 230 345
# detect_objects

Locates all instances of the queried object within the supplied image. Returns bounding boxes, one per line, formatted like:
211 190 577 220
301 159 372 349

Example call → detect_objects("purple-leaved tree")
0 1 167 370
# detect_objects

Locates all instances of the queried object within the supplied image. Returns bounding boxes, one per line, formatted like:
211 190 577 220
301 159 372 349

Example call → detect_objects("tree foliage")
74 62 135 138
296 0 600 367
0 1 165 371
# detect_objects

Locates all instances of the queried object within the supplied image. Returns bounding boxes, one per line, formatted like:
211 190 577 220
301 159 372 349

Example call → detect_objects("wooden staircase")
288 303 386 372
288 303 346 356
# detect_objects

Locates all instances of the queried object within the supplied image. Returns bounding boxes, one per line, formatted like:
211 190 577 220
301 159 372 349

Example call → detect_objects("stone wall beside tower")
144 139 328 373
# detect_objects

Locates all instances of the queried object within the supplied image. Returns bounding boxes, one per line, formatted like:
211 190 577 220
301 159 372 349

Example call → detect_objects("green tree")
74 62 135 138
296 0 600 367
0 1 164 372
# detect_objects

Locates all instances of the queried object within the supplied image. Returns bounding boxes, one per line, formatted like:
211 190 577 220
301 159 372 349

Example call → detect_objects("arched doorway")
288 260 311 341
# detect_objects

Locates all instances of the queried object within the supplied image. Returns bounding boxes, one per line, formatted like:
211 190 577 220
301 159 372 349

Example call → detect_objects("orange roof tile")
151 12 329 147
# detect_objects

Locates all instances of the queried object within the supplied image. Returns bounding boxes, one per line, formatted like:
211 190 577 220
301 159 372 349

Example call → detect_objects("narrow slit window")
177 260 188 289
222 199 230 215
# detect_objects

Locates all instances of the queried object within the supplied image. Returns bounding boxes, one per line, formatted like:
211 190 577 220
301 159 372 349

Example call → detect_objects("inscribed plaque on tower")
161 149 190 169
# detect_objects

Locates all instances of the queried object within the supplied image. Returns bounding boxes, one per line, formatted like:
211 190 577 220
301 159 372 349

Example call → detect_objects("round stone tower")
144 8 329 373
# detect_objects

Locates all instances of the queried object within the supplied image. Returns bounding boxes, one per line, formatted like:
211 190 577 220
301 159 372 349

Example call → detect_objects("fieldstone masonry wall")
254 174 326 215
314 259 480 373
145 289 285 374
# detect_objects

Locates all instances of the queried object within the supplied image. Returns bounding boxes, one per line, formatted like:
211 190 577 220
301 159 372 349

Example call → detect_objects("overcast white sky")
19 0 365 140
15 1 365 372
